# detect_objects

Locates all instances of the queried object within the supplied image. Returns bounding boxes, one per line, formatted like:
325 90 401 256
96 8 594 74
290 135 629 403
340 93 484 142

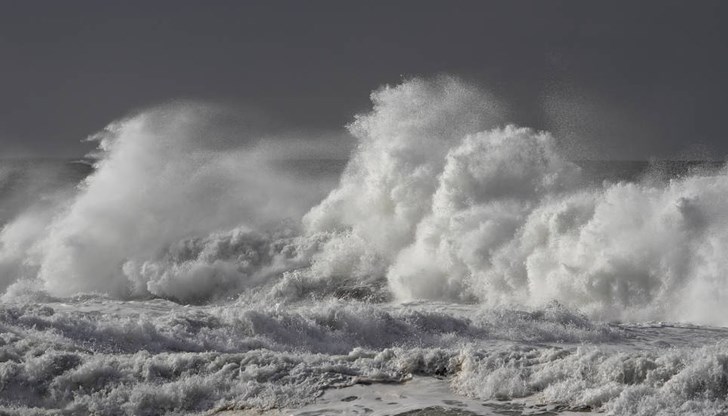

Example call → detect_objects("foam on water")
1 298 728 415
2 77 728 415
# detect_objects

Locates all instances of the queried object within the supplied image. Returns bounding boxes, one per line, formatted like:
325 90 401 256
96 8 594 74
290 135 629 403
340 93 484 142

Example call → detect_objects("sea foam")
1 77 728 415
1 77 726 325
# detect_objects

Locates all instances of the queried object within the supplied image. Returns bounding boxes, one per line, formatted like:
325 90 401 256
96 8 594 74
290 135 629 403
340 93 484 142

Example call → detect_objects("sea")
2 78 728 416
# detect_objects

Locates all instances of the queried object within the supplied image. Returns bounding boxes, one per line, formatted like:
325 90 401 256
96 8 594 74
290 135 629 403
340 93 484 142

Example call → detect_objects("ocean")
2 78 728 416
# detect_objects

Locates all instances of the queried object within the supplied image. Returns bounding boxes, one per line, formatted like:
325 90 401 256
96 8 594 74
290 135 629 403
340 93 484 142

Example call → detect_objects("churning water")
2 77 728 415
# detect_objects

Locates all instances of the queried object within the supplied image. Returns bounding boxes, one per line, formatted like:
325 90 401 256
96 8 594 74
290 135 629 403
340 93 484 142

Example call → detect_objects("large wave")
1 77 728 325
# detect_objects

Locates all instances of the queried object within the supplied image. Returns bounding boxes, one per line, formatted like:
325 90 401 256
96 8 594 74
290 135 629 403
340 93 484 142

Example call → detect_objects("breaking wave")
0 77 727 323
2 76 728 415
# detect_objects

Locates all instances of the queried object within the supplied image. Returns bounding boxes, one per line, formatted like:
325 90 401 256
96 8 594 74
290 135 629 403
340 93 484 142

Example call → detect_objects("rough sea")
2 78 728 416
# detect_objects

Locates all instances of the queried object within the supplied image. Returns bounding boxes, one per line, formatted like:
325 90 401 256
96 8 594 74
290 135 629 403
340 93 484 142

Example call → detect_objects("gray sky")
1 0 726 159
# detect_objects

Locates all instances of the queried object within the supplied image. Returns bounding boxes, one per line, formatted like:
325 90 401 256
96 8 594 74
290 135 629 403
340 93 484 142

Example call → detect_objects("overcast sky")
1 0 726 159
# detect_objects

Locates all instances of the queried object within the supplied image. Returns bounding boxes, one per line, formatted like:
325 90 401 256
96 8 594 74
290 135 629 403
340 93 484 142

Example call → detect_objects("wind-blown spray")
2 77 728 416
0 78 726 323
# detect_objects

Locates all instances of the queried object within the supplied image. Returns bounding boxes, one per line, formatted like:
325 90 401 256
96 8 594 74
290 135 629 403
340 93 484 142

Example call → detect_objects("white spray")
1 78 728 325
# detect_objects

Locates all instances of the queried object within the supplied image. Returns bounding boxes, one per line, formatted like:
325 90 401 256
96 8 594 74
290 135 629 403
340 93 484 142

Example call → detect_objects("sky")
1 0 726 159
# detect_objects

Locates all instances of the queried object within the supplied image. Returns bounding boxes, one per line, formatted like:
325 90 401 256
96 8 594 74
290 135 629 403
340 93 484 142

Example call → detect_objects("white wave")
0 77 727 327
1 299 727 415
0 103 344 301
302 77 728 324
5 75 728 416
